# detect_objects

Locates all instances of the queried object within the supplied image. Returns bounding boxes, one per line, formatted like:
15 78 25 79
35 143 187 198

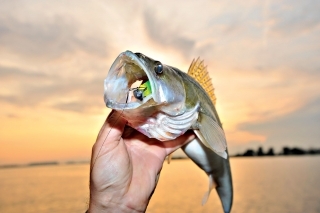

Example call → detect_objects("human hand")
88 110 195 213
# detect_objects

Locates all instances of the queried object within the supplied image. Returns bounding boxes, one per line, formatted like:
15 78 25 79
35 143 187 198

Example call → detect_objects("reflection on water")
0 164 90 213
150 156 320 213
0 156 319 213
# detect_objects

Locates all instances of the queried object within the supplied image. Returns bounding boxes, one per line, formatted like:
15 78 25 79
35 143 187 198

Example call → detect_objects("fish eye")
154 61 163 74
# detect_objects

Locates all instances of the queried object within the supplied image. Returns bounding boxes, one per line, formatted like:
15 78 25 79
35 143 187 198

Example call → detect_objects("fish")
104 50 233 213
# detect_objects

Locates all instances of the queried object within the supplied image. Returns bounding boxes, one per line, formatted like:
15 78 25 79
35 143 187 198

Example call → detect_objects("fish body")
104 50 233 213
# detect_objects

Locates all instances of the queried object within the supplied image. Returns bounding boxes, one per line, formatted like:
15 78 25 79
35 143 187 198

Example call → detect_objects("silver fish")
104 50 233 213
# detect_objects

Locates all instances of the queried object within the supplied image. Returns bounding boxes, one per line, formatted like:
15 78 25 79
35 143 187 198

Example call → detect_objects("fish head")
104 50 186 114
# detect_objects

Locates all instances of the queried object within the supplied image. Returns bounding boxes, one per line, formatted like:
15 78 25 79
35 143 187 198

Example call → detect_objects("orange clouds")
1 0 319 163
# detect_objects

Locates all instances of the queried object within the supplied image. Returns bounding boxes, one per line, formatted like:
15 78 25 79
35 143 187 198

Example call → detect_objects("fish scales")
104 51 233 213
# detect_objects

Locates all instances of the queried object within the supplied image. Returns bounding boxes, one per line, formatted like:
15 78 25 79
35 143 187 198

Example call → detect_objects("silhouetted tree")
257 147 264 156
234 146 320 157
308 148 320 154
283 147 291 155
266 148 274 156
291 147 306 155
243 149 255 156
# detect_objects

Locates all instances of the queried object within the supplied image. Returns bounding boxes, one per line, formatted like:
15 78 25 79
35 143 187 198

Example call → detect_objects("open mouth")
104 51 154 109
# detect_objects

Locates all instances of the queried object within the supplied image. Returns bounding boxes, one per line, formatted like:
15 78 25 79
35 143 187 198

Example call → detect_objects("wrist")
88 193 148 213
88 201 146 213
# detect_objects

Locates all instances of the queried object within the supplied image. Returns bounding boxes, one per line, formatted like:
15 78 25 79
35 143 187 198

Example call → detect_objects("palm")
89 111 194 212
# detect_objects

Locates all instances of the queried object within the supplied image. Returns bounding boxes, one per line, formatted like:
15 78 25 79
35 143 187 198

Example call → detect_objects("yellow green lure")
141 80 152 97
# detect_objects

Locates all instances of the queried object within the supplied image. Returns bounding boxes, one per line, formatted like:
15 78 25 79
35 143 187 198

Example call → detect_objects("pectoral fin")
196 113 227 159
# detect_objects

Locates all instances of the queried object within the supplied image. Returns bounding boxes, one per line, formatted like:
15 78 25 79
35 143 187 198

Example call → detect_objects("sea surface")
0 156 319 213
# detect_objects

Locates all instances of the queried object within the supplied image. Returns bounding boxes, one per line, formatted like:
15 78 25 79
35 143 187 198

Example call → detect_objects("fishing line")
90 109 124 173
90 89 131 173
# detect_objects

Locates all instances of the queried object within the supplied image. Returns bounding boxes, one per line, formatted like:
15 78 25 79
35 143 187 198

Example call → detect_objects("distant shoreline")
1 146 320 169
231 146 320 157
0 160 90 170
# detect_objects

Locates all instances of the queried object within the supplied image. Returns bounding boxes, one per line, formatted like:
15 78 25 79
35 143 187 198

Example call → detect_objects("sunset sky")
1 0 319 164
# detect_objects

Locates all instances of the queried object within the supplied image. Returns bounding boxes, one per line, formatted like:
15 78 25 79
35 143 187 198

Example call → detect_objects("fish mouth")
104 51 155 110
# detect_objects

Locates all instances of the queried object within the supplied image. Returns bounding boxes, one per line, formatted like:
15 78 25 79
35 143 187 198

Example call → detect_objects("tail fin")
182 138 233 213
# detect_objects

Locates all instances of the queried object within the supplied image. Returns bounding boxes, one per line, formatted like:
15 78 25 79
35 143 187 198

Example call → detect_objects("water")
0 156 319 213
0 164 90 212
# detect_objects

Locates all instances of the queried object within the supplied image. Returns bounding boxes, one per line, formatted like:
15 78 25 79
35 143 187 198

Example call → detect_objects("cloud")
0 0 320 160
0 80 104 113
143 9 196 59
52 101 92 113
6 113 19 119
0 65 47 80
0 4 108 62
238 97 320 149
0 64 105 113
0 0 112 113
269 0 320 36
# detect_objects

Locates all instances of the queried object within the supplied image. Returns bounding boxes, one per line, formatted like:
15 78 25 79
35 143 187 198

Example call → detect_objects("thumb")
90 110 127 173
94 110 127 151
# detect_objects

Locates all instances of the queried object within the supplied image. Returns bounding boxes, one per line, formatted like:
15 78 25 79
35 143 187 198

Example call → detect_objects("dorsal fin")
187 58 216 106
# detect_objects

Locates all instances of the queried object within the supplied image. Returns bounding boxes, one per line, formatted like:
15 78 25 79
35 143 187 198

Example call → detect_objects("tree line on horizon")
233 146 320 157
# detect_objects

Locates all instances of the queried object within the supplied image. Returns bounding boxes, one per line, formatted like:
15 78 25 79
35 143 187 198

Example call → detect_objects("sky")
0 0 319 164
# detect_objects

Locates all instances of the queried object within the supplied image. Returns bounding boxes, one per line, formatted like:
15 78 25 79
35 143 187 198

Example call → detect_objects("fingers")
93 110 127 151
163 131 196 155
123 127 196 160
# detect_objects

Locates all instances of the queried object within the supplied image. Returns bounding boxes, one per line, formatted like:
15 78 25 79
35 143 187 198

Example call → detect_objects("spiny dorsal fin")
187 58 216 106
